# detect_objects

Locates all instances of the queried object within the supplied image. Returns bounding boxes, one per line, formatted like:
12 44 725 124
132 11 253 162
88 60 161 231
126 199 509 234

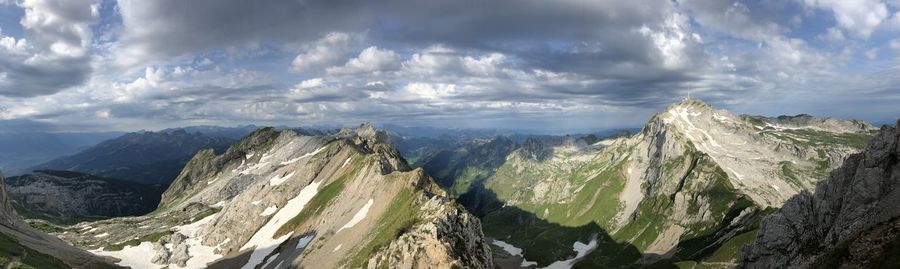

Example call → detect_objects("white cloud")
403 82 457 100
803 0 889 38
290 32 359 73
326 46 400 75
0 0 98 96
296 78 324 89
818 27 846 44
638 12 695 70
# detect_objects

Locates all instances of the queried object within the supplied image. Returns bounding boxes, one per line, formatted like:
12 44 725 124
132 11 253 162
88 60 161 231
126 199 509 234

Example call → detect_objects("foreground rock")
741 120 900 268
58 123 492 269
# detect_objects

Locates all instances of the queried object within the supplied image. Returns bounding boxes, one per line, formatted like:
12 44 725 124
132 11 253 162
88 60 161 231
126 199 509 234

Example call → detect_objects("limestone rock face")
740 120 900 269
368 197 493 269
59 123 492 269
0 172 118 268
5 170 162 224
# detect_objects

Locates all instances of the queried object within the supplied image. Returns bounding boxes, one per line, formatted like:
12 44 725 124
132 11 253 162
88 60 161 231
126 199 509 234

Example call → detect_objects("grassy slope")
0 233 70 269
478 139 766 268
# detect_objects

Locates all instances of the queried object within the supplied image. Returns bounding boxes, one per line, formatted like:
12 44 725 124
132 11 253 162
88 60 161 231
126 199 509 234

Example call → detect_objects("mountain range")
51 124 492 268
35 129 237 185
0 98 896 269
414 98 877 268
0 131 123 176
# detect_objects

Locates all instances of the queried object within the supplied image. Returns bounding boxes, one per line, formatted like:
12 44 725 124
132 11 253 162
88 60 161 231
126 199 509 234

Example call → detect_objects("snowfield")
338 198 374 232
240 180 322 269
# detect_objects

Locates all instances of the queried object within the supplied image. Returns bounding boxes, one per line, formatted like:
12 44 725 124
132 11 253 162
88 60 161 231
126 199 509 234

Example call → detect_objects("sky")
0 0 898 134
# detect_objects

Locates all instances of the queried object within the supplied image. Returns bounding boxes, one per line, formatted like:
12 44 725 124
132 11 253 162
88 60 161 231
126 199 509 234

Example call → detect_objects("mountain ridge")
56 123 493 269
741 119 900 268
416 97 876 268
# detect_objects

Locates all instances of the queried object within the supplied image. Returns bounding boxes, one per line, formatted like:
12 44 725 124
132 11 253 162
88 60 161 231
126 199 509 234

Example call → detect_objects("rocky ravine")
426 98 876 268
57 124 492 269
0 171 119 268
741 120 900 268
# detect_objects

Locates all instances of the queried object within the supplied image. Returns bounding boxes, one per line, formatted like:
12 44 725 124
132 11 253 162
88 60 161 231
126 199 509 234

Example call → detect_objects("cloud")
0 0 898 132
0 0 97 97
326 46 400 75
802 0 889 38
114 0 372 64
290 32 360 73
818 27 847 44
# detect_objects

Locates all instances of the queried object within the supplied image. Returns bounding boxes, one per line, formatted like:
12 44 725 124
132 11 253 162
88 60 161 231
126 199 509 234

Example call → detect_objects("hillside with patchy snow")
426 98 876 268
54 124 493 269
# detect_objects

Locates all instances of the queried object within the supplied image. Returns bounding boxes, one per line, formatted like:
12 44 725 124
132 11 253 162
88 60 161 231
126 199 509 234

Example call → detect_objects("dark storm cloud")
116 0 374 61
0 56 91 97
116 0 702 105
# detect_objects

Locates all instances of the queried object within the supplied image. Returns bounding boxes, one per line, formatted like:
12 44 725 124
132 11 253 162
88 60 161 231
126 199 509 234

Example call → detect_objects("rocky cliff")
5 170 162 224
741 120 900 268
0 171 119 268
58 123 492 269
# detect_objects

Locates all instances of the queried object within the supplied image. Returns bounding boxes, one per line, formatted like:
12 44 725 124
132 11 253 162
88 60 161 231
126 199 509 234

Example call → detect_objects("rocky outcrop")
5 170 162 224
368 197 493 269
740 120 900 268
0 171 119 268
518 137 555 162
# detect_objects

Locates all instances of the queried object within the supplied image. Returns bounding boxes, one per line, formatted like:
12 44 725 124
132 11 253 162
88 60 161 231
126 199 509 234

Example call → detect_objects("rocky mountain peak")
666 96 714 112
740 119 900 268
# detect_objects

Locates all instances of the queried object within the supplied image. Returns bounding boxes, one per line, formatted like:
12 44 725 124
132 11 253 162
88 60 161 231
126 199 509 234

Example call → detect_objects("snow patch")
771 184 780 191
491 240 523 256
211 200 228 208
239 180 322 269
174 213 223 269
492 239 538 268
341 156 353 168
91 242 160 269
240 160 270 175
333 244 343 252
280 146 327 165
338 199 374 232
91 213 222 269
295 234 315 250
713 113 733 123
261 253 279 268
260 205 278 216
269 171 296 186
94 233 109 238
542 237 599 269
